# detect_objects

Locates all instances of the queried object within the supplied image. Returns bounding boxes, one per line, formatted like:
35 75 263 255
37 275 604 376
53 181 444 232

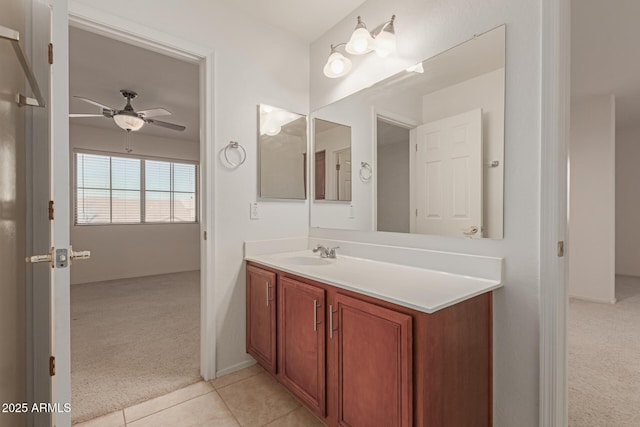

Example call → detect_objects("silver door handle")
266 281 271 306
26 246 91 267
313 300 318 332
329 304 337 339
463 226 479 236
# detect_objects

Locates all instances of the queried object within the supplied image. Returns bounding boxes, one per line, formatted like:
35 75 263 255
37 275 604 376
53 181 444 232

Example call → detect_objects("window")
75 152 198 225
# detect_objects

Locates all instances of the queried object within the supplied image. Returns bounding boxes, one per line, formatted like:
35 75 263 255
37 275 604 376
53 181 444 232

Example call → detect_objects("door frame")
539 0 570 425
67 2 217 381
372 110 418 232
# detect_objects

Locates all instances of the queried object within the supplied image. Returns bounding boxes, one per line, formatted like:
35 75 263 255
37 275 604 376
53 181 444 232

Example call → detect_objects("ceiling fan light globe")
113 114 144 131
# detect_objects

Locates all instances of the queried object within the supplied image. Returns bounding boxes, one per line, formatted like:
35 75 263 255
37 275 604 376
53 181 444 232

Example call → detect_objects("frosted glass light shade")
113 114 144 131
323 51 352 78
346 27 374 55
374 29 396 58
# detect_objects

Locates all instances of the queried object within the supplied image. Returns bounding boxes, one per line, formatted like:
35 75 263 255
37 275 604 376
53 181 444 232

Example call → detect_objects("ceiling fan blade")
138 108 171 118
73 96 116 112
145 118 186 132
69 114 105 118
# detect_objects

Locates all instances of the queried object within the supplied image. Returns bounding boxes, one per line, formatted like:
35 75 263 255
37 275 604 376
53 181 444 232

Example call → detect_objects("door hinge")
415 144 418 152
415 208 418 217
557 241 564 257
49 356 55 376
48 200 54 220
48 43 53 65
204 231 207 240
336 163 341 171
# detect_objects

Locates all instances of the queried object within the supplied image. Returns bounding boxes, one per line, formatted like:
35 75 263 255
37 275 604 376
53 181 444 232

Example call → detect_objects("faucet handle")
328 246 340 258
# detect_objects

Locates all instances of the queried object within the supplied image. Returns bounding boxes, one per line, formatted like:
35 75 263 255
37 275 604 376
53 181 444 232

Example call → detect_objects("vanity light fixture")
323 14 396 78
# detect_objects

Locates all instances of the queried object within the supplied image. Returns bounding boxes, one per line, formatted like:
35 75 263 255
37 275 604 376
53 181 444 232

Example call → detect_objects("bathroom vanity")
245 248 502 426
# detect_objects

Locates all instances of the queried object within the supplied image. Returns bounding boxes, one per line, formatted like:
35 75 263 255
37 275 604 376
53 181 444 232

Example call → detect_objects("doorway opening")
67 26 203 423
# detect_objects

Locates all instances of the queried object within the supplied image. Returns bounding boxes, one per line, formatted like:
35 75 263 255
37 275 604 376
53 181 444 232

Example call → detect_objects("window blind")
75 152 197 225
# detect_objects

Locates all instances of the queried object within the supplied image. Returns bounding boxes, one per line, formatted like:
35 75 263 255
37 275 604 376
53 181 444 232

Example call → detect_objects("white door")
336 148 351 201
414 109 483 237
26 1 77 426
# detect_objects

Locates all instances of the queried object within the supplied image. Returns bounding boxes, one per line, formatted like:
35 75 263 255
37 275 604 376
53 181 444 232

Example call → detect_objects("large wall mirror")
258 104 308 199
310 25 505 239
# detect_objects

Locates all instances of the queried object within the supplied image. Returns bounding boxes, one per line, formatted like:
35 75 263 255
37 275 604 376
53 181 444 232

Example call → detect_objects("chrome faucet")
313 245 339 259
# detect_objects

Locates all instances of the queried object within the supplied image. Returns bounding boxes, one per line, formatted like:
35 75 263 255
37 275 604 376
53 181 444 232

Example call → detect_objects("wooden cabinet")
246 262 492 427
333 293 412 427
246 265 276 373
278 277 326 416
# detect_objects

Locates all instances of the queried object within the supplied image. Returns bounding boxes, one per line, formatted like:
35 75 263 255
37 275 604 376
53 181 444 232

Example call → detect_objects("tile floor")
73 364 325 427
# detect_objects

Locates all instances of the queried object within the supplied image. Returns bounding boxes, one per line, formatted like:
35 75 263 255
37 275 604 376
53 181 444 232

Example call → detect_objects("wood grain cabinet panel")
334 293 412 427
246 265 277 373
278 277 327 416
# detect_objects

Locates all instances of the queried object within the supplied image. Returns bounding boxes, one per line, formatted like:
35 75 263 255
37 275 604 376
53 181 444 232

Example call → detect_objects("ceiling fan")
69 89 186 132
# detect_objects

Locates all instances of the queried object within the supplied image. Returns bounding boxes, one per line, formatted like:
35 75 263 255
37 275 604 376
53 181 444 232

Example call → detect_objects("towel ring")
359 161 372 182
224 141 247 167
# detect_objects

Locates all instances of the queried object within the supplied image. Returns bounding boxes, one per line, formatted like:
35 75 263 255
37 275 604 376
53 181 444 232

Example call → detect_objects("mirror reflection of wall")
310 25 505 239
314 118 352 201
258 104 307 200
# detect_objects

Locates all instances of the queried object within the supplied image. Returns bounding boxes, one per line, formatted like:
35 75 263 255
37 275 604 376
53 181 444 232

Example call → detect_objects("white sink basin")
284 256 331 266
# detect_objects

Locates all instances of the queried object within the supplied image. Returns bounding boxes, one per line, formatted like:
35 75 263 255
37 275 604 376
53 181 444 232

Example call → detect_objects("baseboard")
215 358 256 378
569 294 616 304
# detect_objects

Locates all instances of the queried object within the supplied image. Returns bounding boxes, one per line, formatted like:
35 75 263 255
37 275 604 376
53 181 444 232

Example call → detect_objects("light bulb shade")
113 113 144 131
345 27 374 55
374 28 396 58
406 63 424 73
323 51 352 78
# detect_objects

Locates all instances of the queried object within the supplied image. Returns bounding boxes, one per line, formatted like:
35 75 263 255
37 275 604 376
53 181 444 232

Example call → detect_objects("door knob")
463 226 479 236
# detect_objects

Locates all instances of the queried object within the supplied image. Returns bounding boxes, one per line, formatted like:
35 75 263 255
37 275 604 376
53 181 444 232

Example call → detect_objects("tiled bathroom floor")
74 364 325 427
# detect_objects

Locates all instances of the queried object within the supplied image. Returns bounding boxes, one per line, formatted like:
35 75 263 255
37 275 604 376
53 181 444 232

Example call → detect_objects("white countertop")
245 250 502 314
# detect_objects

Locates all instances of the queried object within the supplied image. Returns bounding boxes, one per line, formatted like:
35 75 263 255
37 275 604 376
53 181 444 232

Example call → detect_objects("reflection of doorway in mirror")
413 109 483 238
376 118 412 233
336 148 351 201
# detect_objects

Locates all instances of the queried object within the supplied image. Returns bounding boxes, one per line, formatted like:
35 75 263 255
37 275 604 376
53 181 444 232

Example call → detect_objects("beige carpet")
568 275 640 426
71 271 201 424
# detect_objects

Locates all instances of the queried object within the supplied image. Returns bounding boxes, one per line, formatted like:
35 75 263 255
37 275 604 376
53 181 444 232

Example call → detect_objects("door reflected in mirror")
258 104 307 200
314 119 352 201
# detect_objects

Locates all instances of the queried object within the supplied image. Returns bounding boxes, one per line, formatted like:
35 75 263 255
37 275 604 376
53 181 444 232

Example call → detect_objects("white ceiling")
572 0 640 130
69 27 200 142
220 0 367 42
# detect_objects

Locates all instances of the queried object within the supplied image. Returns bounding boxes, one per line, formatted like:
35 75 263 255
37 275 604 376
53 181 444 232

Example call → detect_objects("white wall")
0 1 26 426
568 95 616 303
70 0 310 373
615 126 640 277
69 124 200 284
422 68 505 238
310 1 542 425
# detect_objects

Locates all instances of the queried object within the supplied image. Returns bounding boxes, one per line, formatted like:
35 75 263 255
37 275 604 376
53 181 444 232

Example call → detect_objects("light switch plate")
349 204 355 219
250 202 260 220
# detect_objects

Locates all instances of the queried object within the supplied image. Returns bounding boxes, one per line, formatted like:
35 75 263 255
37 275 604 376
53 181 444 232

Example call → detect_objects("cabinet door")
279 277 326 416
334 294 412 427
246 265 277 373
